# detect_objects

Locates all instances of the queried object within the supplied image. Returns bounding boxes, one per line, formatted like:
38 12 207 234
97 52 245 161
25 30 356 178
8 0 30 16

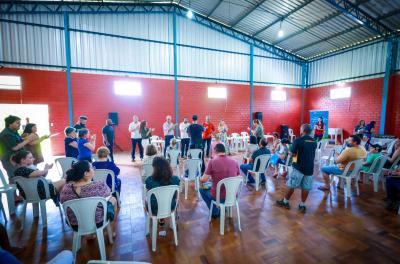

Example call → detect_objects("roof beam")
323 0 393 36
253 0 314 37
273 0 371 46
230 0 268 28
206 0 223 18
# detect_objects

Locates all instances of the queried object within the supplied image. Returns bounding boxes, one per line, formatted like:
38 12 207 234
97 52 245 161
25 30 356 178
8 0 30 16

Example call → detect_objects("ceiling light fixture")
278 20 284 38
187 9 193 19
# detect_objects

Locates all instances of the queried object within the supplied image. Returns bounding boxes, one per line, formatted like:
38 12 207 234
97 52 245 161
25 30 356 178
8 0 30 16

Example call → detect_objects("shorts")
286 168 313 191
321 166 343 175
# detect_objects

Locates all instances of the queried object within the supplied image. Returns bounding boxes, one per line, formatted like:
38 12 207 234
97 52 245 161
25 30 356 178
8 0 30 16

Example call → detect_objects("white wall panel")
254 56 302 86
177 16 248 53
0 20 65 67
309 41 387 86
70 31 173 75
69 14 172 42
178 46 249 81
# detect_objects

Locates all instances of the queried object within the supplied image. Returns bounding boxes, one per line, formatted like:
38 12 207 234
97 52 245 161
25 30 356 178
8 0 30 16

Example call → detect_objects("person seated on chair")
210 134 224 159
270 132 281 153
385 168 400 212
243 135 258 164
77 128 96 162
384 141 400 169
240 138 271 184
60 160 117 236
166 138 179 164
361 144 382 172
319 135 367 191
270 138 291 178
93 147 121 196
12 150 66 205
64 127 78 159
145 156 180 223
199 143 240 218
142 144 158 165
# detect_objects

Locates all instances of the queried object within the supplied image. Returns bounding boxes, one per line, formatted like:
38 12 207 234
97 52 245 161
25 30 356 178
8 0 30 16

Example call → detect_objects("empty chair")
55 157 78 179
208 176 243 235
145 185 179 252
141 164 154 204
167 149 181 177
315 139 329 161
245 154 271 191
187 148 203 160
181 159 202 199
288 128 296 142
240 132 249 137
361 155 388 192
63 197 113 261
0 169 16 217
93 169 120 206
14 176 63 230
329 159 364 202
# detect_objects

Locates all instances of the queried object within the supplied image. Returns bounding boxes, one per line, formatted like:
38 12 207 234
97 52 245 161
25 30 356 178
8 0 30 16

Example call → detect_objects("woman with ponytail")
60 160 117 234
12 150 65 203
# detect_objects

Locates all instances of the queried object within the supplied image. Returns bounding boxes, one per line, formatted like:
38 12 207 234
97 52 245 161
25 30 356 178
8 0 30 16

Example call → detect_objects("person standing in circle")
163 115 176 157
179 117 190 158
102 119 115 162
129 115 143 162
202 115 215 158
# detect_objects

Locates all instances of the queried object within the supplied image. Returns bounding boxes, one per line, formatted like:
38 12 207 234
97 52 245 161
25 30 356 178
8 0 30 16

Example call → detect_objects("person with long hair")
12 150 65 204
354 120 366 138
145 156 180 216
21 123 49 165
140 120 154 145
60 160 117 235
249 119 264 144
314 117 324 141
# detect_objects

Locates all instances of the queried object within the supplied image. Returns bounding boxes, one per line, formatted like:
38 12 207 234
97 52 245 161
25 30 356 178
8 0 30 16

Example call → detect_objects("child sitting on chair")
92 147 121 196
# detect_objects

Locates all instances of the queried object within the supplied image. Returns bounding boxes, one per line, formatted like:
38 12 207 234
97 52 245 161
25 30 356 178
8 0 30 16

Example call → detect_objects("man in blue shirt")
240 138 271 183
102 119 115 161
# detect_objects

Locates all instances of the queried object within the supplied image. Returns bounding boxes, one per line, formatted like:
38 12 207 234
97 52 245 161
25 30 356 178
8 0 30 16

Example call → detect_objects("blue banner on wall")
310 110 329 138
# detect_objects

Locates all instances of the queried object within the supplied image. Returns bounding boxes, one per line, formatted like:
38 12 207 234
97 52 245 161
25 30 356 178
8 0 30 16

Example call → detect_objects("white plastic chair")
141 163 154 205
93 169 120 206
208 176 243 235
167 149 181 177
63 197 113 261
0 197 6 224
240 132 249 137
386 139 397 155
145 185 179 252
55 157 78 179
278 154 292 181
360 155 388 192
14 176 63 230
245 154 271 191
180 159 202 199
288 128 296 142
0 169 16 217
187 149 203 160
315 139 329 161
329 159 364 201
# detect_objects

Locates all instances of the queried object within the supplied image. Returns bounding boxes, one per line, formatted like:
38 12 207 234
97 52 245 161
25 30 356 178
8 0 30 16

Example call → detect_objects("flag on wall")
310 110 329 138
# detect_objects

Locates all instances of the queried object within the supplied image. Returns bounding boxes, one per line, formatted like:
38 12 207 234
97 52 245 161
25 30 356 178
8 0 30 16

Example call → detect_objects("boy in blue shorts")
276 124 317 213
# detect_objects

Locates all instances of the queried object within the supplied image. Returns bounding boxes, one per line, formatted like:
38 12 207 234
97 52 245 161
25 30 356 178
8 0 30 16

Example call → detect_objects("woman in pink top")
60 160 117 235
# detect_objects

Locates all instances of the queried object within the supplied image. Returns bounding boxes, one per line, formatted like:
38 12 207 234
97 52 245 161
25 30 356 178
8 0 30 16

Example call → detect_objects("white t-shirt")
163 122 175 136
179 122 190 139
129 122 141 139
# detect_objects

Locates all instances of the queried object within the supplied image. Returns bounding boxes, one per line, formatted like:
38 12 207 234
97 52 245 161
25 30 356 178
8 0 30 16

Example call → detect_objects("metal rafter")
292 9 400 54
0 1 304 63
230 0 268 28
253 0 314 37
323 0 393 36
206 0 223 18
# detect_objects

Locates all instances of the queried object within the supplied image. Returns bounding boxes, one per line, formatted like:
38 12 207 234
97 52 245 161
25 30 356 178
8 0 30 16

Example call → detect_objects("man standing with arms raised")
276 124 317 213
129 115 143 161
179 117 190 158
163 115 176 156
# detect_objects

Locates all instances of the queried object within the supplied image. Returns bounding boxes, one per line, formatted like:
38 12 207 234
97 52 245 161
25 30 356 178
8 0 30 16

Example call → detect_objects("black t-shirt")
73 123 86 131
102 125 114 144
187 124 204 147
290 135 317 176
0 128 23 160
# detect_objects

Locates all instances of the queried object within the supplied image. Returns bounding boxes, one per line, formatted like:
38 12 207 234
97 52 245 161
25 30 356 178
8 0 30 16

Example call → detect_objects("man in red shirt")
199 143 240 218
202 115 215 158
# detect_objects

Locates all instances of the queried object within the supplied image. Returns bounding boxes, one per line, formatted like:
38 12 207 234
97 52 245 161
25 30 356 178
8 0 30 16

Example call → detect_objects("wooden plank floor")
3 151 400 264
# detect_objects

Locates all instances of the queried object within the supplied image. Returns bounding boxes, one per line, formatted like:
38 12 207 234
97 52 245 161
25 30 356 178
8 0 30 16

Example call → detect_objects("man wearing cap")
74 116 87 131
102 119 115 161
0 115 36 180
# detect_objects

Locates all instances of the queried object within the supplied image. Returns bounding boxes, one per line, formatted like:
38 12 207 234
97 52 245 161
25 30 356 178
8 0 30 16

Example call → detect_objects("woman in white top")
128 115 143 161
179 117 190 158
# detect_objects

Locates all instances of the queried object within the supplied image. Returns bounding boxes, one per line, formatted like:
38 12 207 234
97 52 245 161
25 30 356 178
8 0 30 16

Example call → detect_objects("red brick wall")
387 74 400 137
254 86 302 135
0 68 69 155
304 77 396 140
0 67 303 154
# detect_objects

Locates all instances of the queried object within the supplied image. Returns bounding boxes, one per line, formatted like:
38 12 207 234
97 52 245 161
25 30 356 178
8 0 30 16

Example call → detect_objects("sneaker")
298 204 306 214
276 199 290 209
